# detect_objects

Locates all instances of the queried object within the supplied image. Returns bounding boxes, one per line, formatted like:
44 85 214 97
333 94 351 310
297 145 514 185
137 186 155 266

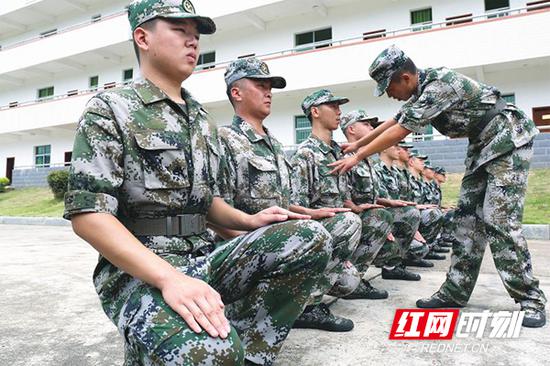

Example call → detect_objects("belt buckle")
176 214 205 236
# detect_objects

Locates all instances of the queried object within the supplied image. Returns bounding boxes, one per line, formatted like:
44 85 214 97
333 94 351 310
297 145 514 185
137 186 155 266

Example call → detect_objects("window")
295 116 311 144
9 101 18 108
363 29 386 41
64 152 72 166
39 28 57 38
502 93 515 104
412 125 433 141
527 0 550 12
445 13 473 26
91 14 101 22
89 75 99 90
295 27 332 51
38 86 54 100
197 51 216 69
411 8 432 31
67 89 78 97
485 0 509 17
34 145 51 167
123 68 133 83
238 53 256 59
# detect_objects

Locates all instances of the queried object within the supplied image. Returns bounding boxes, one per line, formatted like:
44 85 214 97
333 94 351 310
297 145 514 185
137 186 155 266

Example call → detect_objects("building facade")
1 0 550 185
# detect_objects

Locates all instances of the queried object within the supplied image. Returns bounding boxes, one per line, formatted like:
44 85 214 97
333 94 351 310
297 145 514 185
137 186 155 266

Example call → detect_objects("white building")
1 0 550 185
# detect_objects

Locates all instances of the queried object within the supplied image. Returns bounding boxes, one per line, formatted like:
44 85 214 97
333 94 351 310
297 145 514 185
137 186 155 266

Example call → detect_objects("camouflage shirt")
218 115 292 214
64 78 221 252
420 179 437 205
374 161 400 200
290 134 350 209
394 166 412 201
395 68 539 174
407 173 424 204
348 156 381 205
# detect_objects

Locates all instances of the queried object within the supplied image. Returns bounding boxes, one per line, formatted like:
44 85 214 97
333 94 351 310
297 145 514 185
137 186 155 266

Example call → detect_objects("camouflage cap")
369 45 408 97
434 166 447 175
397 140 414 149
301 89 349 117
128 0 216 34
409 149 428 160
224 57 286 89
424 160 434 169
340 109 379 134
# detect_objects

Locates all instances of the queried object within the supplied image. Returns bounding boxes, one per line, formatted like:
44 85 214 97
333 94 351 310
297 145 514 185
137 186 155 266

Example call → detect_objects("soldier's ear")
230 85 242 102
133 27 150 52
310 106 320 119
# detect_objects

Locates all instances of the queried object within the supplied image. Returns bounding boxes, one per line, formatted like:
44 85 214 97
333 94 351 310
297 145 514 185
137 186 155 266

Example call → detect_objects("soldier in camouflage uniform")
64 2 335 365
329 45 547 327
340 110 424 280
217 58 361 332
406 151 447 259
432 167 454 249
291 90 405 303
392 142 433 267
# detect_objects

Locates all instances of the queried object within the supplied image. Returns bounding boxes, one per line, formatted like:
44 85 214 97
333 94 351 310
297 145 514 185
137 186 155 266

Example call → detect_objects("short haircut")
132 19 159 64
391 57 417 82
226 79 246 107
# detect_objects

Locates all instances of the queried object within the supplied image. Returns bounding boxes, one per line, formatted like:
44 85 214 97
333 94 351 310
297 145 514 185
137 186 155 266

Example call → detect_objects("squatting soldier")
433 167 454 249
63 1 334 365
407 150 447 259
340 110 425 279
217 58 361 332
291 90 403 306
393 140 414 201
329 44 547 327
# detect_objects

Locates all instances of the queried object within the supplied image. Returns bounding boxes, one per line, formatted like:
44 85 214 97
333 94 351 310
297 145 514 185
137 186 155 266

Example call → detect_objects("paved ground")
1 224 549 366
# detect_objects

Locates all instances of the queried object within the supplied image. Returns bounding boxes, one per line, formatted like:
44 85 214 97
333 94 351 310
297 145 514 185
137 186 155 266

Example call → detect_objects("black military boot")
342 279 389 300
382 265 421 281
292 303 354 332
432 244 450 253
425 251 446 260
404 258 434 268
522 307 546 328
416 292 464 308
438 240 453 248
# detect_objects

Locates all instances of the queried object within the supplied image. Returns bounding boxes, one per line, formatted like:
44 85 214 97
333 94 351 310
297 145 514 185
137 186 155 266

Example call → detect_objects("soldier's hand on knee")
249 206 311 228
414 231 426 243
387 232 395 241
359 203 385 211
160 273 230 339
308 207 351 219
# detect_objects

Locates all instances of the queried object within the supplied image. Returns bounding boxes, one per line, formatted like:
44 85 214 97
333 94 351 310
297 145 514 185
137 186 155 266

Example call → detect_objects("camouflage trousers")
354 208 395 273
386 206 422 262
419 207 444 248
95 220 332 366
438 143 546 310
313 212 362 301
435 209 456 245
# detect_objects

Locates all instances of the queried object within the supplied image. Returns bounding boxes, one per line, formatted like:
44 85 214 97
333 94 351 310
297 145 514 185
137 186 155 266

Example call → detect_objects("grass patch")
441 168 550 224
0 187 64 217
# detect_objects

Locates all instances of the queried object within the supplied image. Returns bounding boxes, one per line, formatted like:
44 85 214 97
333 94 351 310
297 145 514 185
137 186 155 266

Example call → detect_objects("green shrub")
0 176 9 193
47 170 69 200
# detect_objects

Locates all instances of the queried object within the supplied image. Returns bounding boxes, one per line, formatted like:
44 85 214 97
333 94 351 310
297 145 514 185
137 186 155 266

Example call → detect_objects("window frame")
37 86 54 100
294 115 312 144
294 27 333 52
34 145 51 168
410 7 433 31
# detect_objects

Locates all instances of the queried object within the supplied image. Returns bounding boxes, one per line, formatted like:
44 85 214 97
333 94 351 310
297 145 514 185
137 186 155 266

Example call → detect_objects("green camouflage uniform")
408 172 444 246
370 45 546 310
218 114 361 303
64 77 333 366
394 166 413 201
291 134 396 289
375 161 429 259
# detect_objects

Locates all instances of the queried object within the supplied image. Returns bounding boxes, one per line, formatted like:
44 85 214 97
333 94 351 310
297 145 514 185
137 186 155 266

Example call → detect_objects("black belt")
473 97 507 135
122 214 207 237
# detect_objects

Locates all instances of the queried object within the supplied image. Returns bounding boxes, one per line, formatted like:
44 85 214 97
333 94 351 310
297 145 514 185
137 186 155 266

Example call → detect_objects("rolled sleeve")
63 97 124 220
397 81 460 133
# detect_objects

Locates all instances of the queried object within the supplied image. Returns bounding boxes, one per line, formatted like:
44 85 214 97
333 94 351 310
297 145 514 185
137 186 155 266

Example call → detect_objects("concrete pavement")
0 224 549 366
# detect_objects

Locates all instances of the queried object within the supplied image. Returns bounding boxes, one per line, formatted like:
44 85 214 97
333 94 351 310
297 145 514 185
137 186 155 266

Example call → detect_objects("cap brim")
321 97 349 106
249 75 287 89
374 78 389 97
160 14 216 34
359 116 379 125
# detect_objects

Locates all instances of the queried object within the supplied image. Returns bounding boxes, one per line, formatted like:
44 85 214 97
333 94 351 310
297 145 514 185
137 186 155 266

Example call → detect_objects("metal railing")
12 162 70 170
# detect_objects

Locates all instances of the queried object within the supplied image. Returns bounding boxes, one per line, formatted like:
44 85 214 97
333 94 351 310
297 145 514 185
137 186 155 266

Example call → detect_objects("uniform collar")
414 69 427 99
232 115 273 143
309 134 340 156
133 78 205 123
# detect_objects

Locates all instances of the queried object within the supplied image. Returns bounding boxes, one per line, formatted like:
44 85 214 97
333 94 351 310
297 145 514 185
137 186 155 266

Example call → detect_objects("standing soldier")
329 45 546 327
64 1 334 365
218 58 361 332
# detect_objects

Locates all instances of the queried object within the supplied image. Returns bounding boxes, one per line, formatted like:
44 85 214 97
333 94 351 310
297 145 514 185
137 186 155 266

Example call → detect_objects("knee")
292 219 333 261
149 328 244 366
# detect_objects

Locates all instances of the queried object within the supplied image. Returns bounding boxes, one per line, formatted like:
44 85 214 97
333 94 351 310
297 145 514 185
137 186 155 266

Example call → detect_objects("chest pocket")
248 157 279 199
353 166 374 194
318 166 340 196
134 131 190 190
